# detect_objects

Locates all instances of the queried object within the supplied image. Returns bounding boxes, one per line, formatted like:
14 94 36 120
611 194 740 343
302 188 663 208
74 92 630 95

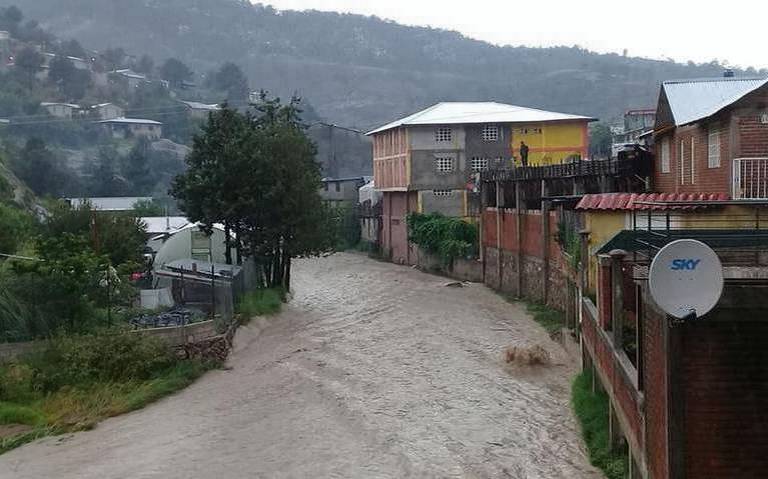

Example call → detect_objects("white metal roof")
98 117 163 125
180 100 221 111
41 102 80 109
140 216 190 234
367 102 596 135
662 77 768 126
65 196 153 211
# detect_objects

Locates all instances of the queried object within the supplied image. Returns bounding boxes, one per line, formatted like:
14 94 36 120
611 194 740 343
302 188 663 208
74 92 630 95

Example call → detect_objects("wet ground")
0 253 600 479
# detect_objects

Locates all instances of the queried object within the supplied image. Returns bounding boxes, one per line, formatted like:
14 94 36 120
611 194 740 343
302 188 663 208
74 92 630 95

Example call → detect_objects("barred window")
432 189 453 197
435 126 452 142
470 157 489 171
708 126 720 168
434 156 454 172
481 125 499 141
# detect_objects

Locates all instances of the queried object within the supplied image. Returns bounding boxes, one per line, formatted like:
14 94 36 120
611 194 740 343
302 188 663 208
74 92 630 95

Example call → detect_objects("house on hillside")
98 117 163 140
180 100 220 120
112 69 147 89
90 103 124 120
64 197 153 212
611 109 656 156
319 176 368 206
41 102 81 119
653 74 768 198
367 101 595 265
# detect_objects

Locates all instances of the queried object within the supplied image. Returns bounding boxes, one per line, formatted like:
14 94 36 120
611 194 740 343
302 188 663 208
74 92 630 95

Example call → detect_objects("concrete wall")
414 247 482 283
320 179 364 202
408 124 466 151
465 123 512 162
419 189 466 216
410 150 467 190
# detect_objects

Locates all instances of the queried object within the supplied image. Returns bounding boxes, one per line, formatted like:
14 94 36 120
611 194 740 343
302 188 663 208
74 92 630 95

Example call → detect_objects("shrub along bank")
0 331 213 454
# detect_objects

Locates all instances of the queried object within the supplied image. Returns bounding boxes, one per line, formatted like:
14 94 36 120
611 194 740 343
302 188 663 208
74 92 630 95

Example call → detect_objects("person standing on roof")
519 141 530 167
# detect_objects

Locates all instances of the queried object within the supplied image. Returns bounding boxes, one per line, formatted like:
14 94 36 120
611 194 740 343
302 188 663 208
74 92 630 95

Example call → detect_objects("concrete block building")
368 101 594 264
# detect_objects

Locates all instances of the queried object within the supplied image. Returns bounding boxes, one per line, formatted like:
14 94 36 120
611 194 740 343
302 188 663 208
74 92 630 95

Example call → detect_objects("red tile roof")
575 192 730 211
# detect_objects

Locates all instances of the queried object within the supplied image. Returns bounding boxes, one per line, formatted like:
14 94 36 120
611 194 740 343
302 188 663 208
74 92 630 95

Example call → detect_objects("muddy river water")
0 253 600 478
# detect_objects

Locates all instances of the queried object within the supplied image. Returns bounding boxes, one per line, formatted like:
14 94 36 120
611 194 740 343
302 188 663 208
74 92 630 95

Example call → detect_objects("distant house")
611 109 656 156
112 69 147 89
64 196 153 212
320 176 368 206
41 102 81 119
652 74 768 198
90 103 124 120
98 117 163 140
180 100 220 120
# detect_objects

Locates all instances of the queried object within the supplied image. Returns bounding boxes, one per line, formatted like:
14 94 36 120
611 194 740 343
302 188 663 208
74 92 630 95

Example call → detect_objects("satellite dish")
648 239 723 319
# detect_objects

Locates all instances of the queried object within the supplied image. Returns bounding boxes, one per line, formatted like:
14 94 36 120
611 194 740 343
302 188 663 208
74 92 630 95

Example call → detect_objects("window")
481 125 499 141
335 182 340 192
432 189 453 197
324 182 329 191
690 137 695 184
520 127 542 134
434 156 454 173
470 157 489 171
708 126 721 168
660 138 670 173
679 139 685 185
435 126 452 142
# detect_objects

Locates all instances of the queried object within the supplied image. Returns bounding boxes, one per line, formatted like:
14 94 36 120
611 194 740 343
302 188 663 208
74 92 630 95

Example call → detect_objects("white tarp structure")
140 288 174 309
152 223 235 277
358 179 382 206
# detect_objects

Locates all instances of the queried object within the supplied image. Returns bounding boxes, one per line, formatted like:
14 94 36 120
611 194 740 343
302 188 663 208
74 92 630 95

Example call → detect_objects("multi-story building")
368 101 594 264
653 74 768 197
611 109 656 156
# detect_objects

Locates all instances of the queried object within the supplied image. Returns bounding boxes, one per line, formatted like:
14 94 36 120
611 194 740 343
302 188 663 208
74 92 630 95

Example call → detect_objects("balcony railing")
733 157 768 199
480 156 650 183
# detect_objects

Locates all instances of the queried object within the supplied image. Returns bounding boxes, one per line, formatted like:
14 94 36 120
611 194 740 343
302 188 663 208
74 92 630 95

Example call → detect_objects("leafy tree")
102 47 126 70
12 138 69 196
132 199 164 216
589 122 613 159
122 138 156 194
60 38 87 59
14 47 43 85
172 93 335 290
0 203 33 255
49 55 76 85
88 146 130 197
159 58 193 88
209 62 250 101
135 54 154 75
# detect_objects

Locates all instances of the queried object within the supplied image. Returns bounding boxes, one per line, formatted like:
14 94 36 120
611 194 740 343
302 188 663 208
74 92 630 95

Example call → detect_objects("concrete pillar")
515 184 524 297
597 254 613 330
542 199 551 305
610 249 627 348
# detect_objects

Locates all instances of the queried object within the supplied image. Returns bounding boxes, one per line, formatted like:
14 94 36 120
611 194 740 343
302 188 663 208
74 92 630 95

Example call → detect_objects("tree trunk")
224 221 232 265
282 250 291 293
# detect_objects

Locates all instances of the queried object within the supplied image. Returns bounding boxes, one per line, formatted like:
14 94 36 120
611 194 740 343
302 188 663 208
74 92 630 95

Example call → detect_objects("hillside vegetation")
8 0 762 130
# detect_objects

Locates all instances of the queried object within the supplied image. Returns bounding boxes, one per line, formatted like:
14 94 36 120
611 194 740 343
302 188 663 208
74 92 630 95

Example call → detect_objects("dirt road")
0 253 599 478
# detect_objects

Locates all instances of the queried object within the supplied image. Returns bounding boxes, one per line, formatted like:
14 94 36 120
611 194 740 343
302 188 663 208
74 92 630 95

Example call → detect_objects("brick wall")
738 115 768 157
680 319 768 478
641 287 669 479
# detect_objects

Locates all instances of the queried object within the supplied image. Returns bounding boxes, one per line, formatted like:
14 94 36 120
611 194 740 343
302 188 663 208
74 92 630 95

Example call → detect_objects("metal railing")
480 156 649 182
733 157 768 199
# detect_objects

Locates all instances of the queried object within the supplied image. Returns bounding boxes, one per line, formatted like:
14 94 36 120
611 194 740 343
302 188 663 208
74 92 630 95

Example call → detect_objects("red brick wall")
654 122 731 195
642 290 669 479
738 115 768 157
681 321 768 479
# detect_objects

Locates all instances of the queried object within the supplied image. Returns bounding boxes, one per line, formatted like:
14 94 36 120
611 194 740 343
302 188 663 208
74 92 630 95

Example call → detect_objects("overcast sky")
258 0 766 69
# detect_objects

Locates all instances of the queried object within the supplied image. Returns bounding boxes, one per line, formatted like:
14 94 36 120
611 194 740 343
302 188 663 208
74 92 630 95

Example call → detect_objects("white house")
90 103 124 120
98 118 163 140
41 102 81 119
180 100 221 120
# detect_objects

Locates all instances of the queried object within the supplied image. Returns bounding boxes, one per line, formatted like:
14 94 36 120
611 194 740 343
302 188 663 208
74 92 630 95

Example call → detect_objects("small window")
432 189 453 197
435 126 452 142
520 127 542 134
708 126 720 168
470 157 489 171
660 138 670 173
335 182 340 192
679 139 685 185
324 182 329 191
434 156 454 173
481 125 499 141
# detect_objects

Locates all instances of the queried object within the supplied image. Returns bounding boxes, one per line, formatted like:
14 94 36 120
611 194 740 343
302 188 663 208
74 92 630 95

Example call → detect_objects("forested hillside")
8 0 763 130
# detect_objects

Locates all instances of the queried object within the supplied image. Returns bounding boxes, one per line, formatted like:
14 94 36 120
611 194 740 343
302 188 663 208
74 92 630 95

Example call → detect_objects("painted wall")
510 121 589 166
419 189 466 216
372 127 408 190
584 211 626 292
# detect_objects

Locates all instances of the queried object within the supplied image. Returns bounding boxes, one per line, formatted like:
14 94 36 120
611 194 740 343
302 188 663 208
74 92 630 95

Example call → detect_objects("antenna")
648 239 723 320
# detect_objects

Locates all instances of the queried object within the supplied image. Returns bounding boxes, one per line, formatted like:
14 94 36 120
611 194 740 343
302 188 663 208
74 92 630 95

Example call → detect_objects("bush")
407 213 477 265
572 370 629 479
24 332 174 393
237 288 283 319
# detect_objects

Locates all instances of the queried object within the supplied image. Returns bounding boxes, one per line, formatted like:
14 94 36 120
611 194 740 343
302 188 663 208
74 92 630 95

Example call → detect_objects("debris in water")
504 345 552 366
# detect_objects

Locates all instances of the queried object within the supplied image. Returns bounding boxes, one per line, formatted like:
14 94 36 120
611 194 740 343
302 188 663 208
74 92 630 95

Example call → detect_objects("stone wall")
415 248 483 283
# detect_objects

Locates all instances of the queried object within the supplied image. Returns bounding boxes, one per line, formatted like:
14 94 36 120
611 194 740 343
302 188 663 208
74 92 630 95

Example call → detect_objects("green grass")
572 370 629 479
0 352 213 455
497 293 564 337
237 288 283 319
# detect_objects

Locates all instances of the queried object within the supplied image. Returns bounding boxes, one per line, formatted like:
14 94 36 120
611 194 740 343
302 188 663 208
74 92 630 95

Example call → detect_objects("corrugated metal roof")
575 192 730 211
662 77 768 126
98 117 163 125
366 102 596 135
65 196 153 211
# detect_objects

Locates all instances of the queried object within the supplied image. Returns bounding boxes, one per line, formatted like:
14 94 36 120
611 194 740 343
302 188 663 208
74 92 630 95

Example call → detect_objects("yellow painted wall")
585 211 626 294
510 121 588 166
674 205 759 229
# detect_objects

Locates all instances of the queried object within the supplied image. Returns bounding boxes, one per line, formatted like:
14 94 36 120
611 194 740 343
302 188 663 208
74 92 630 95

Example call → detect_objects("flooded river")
0 253 600 478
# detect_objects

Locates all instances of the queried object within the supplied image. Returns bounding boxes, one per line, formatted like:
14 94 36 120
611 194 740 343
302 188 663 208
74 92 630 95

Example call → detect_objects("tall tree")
172 94 334 290
122 138 155 194
134 54 154 75
159 58 193 88
14 47 43 85
13 138 67 196
60 38 86 59
211 62 250 102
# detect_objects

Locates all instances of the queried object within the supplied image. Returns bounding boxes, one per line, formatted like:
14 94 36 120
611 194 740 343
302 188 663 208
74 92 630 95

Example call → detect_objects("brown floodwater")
0 253 600 479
